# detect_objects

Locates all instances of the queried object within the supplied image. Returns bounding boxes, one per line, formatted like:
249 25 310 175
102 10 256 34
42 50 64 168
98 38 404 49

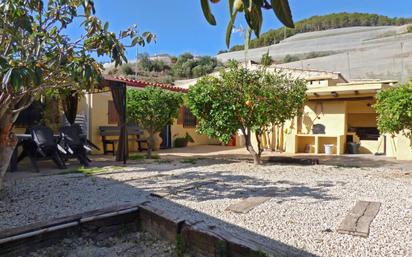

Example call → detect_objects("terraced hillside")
217 26 412 82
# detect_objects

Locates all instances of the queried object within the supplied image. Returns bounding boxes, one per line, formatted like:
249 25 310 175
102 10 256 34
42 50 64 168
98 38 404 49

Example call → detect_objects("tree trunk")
0 93 34 192
146 131 155 159
241 128 262 165
247 143 261 165
0 113 17 192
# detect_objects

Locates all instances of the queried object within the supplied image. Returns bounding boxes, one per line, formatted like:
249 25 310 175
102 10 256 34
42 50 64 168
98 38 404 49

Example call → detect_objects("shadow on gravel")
1 158 323 257
154 170 338 203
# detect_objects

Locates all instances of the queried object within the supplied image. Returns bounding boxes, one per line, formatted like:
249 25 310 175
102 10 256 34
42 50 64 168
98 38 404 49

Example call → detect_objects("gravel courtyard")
1 158 411 257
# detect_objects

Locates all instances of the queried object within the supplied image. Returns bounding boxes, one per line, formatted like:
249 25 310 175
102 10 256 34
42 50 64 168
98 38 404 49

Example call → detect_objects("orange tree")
374 81 412 139
126 87 183 159
0 0 153 189
187 62 306 164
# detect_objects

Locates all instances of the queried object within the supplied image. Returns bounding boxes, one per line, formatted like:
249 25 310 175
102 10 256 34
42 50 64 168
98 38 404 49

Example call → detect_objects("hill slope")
225 12 412 52
217 25 412 82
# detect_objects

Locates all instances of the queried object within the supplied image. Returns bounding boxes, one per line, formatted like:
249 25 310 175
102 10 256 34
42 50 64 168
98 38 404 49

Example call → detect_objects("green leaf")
2 68 13 89
228 0 235 15
200 0 216 25
11 69 21 89
131 37 140 46
245 2 262 37
271 0 294 28
226 10 238 48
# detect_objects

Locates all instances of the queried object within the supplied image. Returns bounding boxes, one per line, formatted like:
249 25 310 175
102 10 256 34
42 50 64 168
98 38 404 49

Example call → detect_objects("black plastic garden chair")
22 125 67 172
59 125 92 167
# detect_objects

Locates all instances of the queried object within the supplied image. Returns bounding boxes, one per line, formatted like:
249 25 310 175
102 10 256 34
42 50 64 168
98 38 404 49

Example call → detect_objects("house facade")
76 65 411 160
242 65 412 160
77 77 219 154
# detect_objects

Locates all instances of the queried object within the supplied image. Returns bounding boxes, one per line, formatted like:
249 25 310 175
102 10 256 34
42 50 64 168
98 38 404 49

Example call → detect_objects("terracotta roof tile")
104 76 188 93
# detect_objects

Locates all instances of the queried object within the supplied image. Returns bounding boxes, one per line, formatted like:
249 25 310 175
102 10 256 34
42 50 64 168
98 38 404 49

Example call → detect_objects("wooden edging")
0 201 286 257
266 156 319 165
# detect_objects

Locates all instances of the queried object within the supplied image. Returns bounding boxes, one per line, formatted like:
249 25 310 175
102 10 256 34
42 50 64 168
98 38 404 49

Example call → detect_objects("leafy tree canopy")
0 0 154 120
375 81 412 139
126 87 183 157
187 62 306 164
0 0 153 190
108 53 222 83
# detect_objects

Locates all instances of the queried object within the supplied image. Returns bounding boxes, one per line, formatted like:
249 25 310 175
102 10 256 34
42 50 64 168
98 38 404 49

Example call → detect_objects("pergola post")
110 81 128 164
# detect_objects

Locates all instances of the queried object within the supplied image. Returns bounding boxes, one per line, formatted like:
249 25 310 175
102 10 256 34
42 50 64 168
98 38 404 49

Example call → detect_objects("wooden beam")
313 92 320 97
354 90 359 95
337 201 381 238
308 96 374 102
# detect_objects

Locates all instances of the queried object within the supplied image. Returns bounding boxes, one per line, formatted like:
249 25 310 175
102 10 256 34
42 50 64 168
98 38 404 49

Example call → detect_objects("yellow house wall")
358 140 379 154
346 99 377 128
301 101 346 135
347 114 377 128
346 99 375 114
384 135 396 157
89 92 118 153
395 133 412 160
77 95 87 113
88 91 219 153
170 121 220 147
89 92 141 153
284 134 296 153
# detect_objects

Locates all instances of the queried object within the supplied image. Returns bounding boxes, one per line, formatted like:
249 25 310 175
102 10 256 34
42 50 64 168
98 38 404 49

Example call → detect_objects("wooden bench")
99 126 147 155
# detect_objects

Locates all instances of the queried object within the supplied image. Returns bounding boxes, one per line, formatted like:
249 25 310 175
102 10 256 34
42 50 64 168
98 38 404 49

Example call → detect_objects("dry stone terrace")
1 147 411 257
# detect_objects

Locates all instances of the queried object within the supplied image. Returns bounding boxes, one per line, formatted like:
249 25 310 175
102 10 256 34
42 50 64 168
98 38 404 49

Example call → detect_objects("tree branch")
12 96 34 114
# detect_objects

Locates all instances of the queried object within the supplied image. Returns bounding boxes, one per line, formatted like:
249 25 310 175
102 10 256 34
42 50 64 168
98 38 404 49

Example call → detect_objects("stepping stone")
150 180 218 198
226 197 271 214
337 201 381 238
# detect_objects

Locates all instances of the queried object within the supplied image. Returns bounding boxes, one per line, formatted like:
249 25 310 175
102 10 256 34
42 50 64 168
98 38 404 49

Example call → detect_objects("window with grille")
183 107 197 128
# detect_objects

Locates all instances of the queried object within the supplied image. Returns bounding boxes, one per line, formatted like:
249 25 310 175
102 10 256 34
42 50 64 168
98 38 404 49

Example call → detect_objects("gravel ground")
1 159 411 257
26 231 177 257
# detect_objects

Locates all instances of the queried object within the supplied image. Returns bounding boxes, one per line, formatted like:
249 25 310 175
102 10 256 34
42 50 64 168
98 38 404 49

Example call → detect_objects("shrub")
121 64 135 75
374 81 412 139
261 52 273 66
283 54 300 63
174 133 194 147
127 87 183 158
139 54 153 72
306 51 332 59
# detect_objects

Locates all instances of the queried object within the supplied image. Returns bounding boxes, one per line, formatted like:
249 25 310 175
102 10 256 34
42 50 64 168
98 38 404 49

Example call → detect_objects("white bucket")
324 144 334 155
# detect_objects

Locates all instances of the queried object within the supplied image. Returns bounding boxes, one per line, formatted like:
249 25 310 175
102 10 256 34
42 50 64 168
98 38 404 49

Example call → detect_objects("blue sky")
91 0 412 59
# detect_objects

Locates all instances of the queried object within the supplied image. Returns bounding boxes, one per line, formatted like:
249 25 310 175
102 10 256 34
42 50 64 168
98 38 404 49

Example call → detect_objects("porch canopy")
306 80 396 100
94 76 187 164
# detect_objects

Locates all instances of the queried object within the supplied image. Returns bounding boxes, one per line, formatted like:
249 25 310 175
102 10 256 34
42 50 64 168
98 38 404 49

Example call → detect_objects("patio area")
1 147 411 257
